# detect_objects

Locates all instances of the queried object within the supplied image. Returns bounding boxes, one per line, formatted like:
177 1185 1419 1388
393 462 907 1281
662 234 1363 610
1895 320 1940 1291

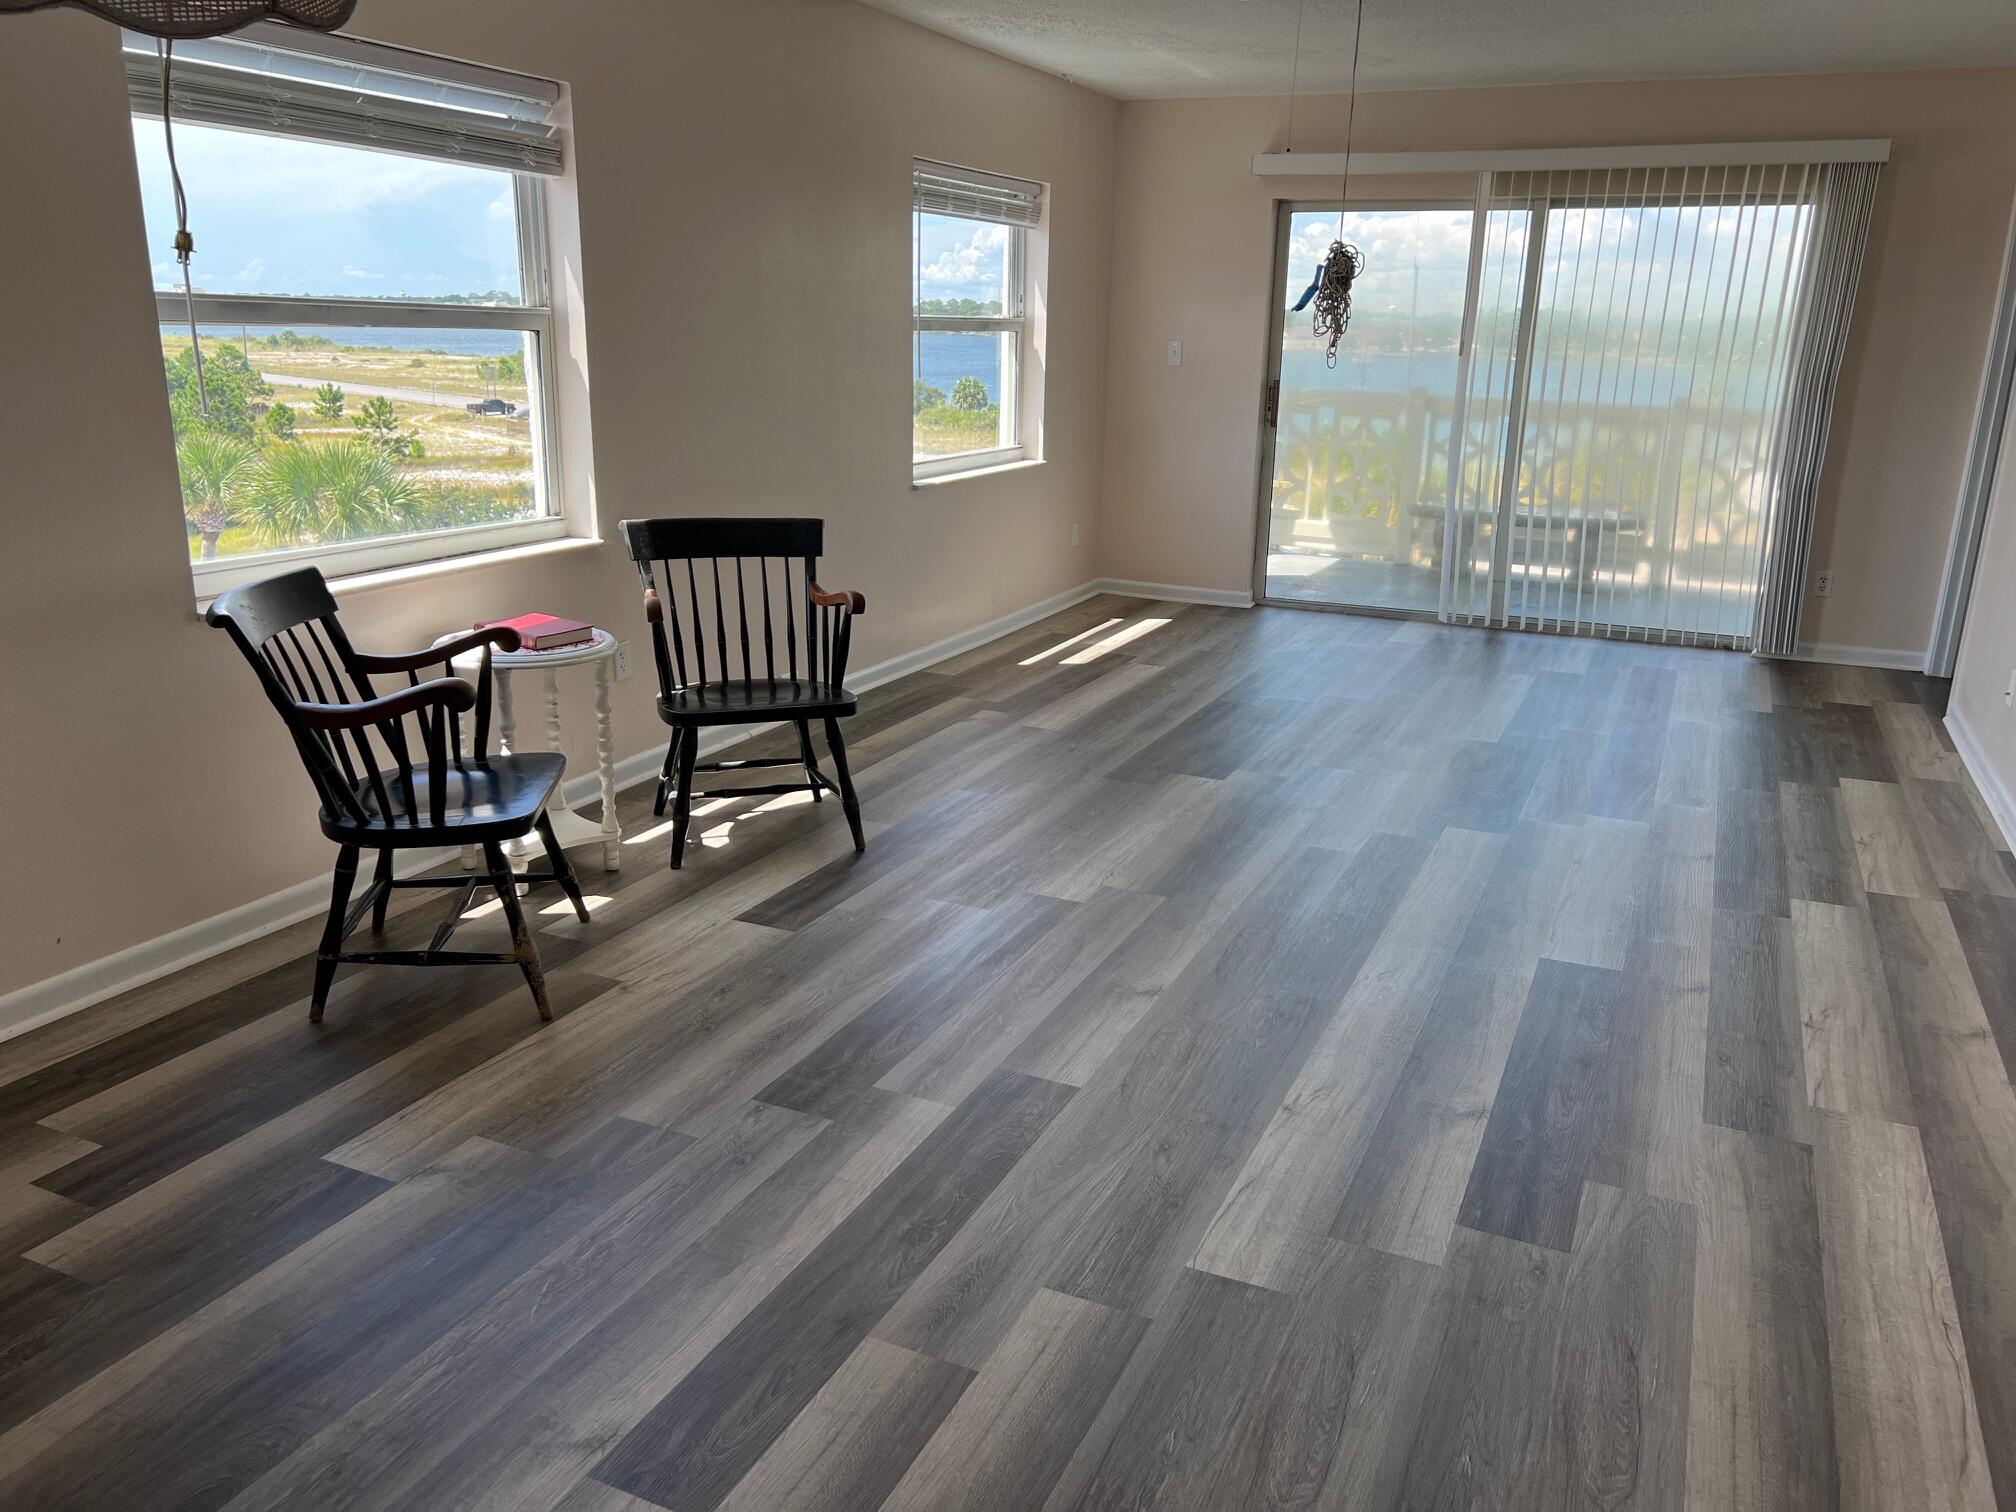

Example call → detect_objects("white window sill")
912 458 1046 490
195 533 604 611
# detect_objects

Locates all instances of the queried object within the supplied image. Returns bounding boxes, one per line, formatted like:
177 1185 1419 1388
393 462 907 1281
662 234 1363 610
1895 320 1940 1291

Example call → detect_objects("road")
261 371 514 412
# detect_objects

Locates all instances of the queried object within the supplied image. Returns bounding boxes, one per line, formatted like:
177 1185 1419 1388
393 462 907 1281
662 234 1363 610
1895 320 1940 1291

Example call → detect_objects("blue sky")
131 119 523 300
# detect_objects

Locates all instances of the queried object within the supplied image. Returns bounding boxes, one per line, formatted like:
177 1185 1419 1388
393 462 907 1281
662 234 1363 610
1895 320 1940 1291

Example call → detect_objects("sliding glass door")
1258 205 1476 611
1258 170 1822 646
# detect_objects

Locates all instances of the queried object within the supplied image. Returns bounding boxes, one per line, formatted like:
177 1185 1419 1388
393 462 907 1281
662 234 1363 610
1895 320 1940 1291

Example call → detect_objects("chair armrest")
809 583 866 615
294 677 477 731
350 624 523 673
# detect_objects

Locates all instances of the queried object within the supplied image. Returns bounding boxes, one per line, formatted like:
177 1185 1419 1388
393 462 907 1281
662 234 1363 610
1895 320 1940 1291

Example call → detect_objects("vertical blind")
1442 159 1878 650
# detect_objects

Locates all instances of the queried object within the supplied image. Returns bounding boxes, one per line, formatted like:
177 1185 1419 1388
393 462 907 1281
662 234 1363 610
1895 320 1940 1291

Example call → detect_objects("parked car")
466 397 518 417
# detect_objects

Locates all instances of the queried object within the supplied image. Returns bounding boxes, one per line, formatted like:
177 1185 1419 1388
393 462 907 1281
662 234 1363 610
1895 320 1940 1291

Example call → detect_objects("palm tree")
241 439 424 549
176 430 257 559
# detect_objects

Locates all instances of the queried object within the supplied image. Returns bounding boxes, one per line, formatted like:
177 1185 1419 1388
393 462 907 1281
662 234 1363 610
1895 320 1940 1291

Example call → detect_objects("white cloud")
340 264 384 281
918 223 1012 291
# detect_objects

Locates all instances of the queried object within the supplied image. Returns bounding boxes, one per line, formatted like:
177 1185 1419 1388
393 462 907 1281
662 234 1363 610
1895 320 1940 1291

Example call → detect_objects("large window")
912 160 1042 481
126 26 567 591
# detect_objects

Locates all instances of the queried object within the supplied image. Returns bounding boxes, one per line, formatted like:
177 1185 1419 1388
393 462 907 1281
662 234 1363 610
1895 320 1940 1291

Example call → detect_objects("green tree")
264 402 298 442
164 342 270 440
241 440 423 548
312 382 346 420
351 394 425 459
175 430 257 558
914 380 946 415
949 376 990 412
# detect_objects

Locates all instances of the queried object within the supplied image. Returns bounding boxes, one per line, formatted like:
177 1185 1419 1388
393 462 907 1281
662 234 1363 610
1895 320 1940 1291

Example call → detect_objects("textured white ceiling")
859 0 2016 99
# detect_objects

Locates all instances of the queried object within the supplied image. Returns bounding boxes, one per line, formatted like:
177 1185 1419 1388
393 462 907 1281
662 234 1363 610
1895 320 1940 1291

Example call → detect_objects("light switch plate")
1166 340 1183 366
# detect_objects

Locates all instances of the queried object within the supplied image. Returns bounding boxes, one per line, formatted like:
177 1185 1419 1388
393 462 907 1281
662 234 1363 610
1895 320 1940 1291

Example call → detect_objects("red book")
477 612 596 652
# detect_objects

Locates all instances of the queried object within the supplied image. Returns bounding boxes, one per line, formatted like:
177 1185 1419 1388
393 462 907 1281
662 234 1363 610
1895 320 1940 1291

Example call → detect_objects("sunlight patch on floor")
1062 618 1170 665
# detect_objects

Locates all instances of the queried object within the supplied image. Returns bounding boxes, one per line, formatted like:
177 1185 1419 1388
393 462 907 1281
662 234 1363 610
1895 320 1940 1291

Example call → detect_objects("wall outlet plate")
1813 570 1833 597
1072 522 1081 547
1166 340 1183 366
615 640 632 680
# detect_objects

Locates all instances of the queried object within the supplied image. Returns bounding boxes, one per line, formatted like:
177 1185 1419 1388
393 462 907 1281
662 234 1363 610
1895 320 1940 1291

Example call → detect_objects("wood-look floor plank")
711 1337 973 1512
1714 783 1790 916
1186 828 1499 1289
1903 778 2016 898
1841 776 1942 900
1867 893 2016 1507
1812 1110 1995 1512
1787 898 1913 1125
1945 888 2016 1078
1684 1125 1837 1512
1779 780 1868 907
881 1288 1147 1512
1703 908 1811 1142
1456 957 1624 1252
594 1070 1072 1511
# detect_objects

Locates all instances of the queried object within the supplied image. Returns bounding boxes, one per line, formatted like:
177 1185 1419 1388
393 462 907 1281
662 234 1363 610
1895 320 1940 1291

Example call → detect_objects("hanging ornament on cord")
1286 0 1369 367
2 1 357 414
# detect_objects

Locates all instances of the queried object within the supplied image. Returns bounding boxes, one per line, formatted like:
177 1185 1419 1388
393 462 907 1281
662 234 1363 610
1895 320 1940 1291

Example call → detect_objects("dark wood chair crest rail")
205 566 590 1023
621 516 867 869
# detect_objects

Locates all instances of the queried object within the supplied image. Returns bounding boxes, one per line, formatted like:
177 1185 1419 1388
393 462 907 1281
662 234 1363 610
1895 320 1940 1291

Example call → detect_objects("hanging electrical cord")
1308 0 1369 366
158 37 208 416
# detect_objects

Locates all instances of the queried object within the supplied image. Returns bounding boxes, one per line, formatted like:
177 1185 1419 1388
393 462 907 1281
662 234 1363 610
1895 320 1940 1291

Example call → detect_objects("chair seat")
658 679 858 726
320 752 566 844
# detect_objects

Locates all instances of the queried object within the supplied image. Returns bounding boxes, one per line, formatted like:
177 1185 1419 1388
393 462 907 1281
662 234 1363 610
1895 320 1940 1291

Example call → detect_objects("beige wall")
1951 439 2016 837
0 0 1116 1001
1097 74 2016 659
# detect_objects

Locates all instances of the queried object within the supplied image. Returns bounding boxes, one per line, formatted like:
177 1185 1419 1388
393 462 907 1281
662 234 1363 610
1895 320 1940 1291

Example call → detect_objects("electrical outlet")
1813 570 1832 597
615 639 632 681
1166 340 1183 367
1072 522 1081 547
2006 668 2014 706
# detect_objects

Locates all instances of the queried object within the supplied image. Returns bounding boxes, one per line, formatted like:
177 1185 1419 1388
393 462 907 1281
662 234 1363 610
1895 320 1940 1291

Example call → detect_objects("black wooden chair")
621 517 867 868
206 567 589 1023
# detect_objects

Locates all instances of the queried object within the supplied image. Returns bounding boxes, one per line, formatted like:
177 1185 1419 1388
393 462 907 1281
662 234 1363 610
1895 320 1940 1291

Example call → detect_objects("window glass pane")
913 330 1012 461
164 322 541 562
132 119 524 304
1266 207 1476 611
913 211 1014 316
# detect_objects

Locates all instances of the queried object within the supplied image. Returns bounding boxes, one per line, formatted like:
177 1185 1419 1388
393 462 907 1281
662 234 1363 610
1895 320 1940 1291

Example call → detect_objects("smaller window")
912 160 1042 481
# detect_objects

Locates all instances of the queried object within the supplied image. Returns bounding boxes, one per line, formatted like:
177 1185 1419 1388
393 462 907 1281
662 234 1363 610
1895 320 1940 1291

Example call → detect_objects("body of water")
1281 348 1789 410
915 331 1002 405
186 323 526 357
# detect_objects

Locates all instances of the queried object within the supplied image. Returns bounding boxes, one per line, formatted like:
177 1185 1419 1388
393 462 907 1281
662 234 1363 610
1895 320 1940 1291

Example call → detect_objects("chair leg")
311 845 360 1024
653 728 685 818
536 809 592 923
370 847 394 933
822 717 866 853
483 840 553 1023
670 725 700 870
794 720 825 803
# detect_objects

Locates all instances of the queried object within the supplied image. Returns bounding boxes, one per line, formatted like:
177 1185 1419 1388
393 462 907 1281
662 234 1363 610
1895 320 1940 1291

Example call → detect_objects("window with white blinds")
129 24 572 591
123 23 564 175
1440 159 1877 649
912 160 1044 480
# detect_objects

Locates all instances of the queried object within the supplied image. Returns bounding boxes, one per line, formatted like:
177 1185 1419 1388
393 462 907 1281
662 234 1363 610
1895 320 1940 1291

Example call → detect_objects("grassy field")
167 333 539 560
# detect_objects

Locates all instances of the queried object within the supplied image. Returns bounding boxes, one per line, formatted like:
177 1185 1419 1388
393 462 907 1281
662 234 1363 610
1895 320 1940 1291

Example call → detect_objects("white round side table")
436 627 623 871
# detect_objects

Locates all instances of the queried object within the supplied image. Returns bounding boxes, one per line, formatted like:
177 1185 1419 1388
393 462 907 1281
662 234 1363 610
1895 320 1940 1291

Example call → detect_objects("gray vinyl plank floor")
0 597 2010 1511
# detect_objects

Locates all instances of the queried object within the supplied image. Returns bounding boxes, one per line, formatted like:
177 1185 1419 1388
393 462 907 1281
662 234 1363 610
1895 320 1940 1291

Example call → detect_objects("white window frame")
129 31 570 594
912 161 1038 482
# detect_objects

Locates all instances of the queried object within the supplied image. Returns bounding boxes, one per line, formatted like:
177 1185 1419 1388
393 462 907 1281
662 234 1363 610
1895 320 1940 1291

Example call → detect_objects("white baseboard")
1947 705 2016 852
1791 641 1925 671
1099 577 1255 610
0 578 1109 1043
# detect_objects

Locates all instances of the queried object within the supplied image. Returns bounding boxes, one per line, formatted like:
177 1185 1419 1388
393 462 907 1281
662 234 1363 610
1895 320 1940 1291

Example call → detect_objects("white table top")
434 625 616 670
